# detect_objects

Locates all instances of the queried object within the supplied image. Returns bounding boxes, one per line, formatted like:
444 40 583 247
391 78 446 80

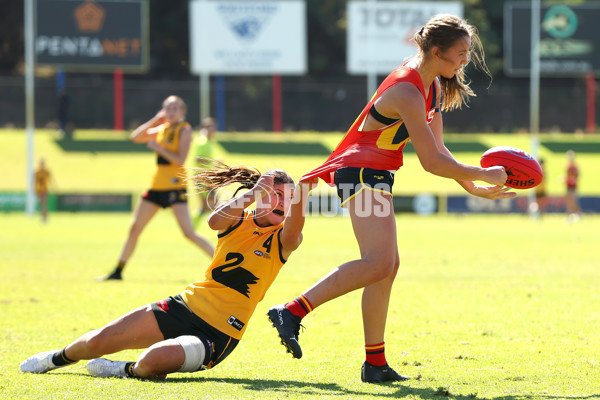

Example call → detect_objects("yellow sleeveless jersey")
181 209 287 339
34 167 51 195
149 121 190 190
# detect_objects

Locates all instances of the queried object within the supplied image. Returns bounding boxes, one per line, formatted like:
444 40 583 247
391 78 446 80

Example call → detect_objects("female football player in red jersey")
101 95 214 280
268 14 517 383
21 162 313 379
565 149 581 222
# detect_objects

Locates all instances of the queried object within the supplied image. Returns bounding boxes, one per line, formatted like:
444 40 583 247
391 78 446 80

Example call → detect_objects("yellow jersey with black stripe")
149 121 189 190
181 209 287 340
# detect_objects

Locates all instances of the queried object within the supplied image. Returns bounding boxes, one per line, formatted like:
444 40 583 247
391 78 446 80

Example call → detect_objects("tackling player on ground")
21 162 312 379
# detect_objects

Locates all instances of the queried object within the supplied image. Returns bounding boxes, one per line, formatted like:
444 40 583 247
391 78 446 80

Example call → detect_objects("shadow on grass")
218 140 331 156
55 372 600 399
54 137 151 153
163 376 573 400
403 141 489 153
541 141 600 154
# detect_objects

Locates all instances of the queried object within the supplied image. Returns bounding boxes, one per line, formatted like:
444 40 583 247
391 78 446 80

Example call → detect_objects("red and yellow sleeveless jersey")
566 163 578 189
34 167 51 195
181 209 287 340
301 65 437 184
149 121 190 190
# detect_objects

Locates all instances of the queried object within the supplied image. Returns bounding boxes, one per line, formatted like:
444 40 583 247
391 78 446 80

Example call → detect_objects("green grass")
1 212 599 399
1 128 600 398
1 129 599 197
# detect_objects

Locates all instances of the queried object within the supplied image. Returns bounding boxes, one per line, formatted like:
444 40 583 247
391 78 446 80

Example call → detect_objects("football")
480 146 543 189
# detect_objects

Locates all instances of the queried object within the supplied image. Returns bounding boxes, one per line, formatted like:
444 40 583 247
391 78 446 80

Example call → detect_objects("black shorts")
150 294 239 370
142 189 187 208
333 167 395 206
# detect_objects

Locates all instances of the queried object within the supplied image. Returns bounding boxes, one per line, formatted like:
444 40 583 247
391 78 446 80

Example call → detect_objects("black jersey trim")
276 229 287 264
430 80 439 112
157 155 171 165
369 105 400 126
217 212 245 238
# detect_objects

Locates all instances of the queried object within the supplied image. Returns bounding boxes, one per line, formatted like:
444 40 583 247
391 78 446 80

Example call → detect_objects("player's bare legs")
101 199 160 280
118 199 161 263
361 251 399 344
39 193 49 223
65 306 163 359
172 202 214 257
86 338 188 380
303 191 398 308
130 339 187 379
21 306 164 375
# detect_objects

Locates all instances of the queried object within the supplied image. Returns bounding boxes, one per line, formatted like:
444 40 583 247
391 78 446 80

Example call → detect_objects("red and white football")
480 146 543 189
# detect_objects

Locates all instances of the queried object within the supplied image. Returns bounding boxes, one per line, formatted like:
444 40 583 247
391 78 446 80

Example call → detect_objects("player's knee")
182 229 197 241
364 254 397 283
84 329 111 356
134 357 164 379
128 223 143 238
389 256 400 279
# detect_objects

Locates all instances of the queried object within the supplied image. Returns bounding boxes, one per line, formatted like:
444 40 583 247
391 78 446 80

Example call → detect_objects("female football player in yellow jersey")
34 158 52 224
21 162 313 380
102 95 214 280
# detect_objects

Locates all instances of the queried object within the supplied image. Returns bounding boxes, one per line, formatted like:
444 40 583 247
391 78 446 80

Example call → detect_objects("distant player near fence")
34 158 52 224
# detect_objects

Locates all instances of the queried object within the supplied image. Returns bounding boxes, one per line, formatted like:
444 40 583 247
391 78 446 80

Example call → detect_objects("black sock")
125 362 136 377
116 261 126 271
51 348 76 366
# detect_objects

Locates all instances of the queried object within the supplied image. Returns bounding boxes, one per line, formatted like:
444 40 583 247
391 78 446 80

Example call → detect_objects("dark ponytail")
189 158 294 197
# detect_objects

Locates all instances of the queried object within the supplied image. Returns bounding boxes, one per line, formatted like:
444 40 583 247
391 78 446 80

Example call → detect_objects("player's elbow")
281 232 302 252
420 154 446 176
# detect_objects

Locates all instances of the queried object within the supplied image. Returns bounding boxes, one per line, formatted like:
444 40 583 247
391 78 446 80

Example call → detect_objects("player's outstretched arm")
208 174 274 232
279 179 315 255
457 180 516 200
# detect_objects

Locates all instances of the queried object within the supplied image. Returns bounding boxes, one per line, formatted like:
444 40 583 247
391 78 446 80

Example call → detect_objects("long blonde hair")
413 14 491 111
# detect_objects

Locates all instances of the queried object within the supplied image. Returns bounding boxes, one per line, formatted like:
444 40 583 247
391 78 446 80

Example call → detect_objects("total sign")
347 1 463 74
189 0 307 75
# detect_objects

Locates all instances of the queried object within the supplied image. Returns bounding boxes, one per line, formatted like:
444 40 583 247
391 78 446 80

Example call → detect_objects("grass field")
1 212 599 399
1 128 600 198
1 128 599 399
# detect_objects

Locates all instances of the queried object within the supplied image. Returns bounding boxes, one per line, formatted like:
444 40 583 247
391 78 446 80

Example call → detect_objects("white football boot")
20 350 68 373
86 358 128 378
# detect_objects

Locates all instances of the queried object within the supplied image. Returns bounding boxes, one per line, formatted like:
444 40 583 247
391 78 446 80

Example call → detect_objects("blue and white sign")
189 0 307 75
347 1 463 74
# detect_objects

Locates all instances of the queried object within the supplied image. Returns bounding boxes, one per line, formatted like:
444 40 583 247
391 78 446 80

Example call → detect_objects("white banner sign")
190 0 306 75
347 1 463 74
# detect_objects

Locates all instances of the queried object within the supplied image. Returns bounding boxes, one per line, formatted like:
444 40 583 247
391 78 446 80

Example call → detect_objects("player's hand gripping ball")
480 146 543 189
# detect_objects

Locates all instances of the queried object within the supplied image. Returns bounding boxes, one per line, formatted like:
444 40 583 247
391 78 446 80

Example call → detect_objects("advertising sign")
56 194 132 212
347 1 463 74
189 0 307 75
505 2 600 76
36 0 149 72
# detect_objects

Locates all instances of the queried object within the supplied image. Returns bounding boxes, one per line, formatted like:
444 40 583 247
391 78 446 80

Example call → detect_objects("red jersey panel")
301 65 437 184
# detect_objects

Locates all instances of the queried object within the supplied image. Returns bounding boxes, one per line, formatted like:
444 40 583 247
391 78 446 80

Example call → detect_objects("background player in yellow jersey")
21 162 313 380
34 158 52 224
102 96 214 280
